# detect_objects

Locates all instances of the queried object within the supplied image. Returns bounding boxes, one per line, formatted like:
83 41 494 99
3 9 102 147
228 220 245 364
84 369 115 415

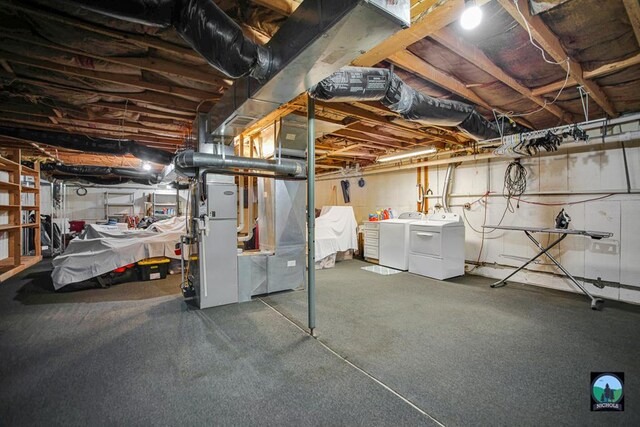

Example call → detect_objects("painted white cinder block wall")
315 143 640 304
315 168 417 221
58 185 188 222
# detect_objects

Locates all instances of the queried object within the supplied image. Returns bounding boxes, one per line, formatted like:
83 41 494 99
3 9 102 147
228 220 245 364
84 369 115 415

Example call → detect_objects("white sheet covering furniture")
314 206 358 267
52 217 186 289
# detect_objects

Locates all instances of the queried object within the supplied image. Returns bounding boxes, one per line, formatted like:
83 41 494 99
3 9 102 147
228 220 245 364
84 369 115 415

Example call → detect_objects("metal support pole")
50 182 54 256
307 94 316 336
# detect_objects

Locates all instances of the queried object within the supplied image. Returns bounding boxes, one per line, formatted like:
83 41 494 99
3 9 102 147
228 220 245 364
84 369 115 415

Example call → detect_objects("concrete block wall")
314 140 640 304
315 169 416 221
427 143 640 303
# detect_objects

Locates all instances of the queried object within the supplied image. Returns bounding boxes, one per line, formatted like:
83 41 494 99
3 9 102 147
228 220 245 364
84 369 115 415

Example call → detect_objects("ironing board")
482 225 613 310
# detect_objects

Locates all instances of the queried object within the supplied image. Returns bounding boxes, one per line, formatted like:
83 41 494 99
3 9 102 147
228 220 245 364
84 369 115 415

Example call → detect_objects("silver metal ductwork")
175 150 306 178
208 0 410 141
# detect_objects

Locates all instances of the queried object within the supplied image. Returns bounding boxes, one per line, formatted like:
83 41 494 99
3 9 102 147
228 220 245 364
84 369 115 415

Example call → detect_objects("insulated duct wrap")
66 0 270 80
50 174 159 186
40 163 161 184
175 150 306 178
309 67 500 140
0 127 173 164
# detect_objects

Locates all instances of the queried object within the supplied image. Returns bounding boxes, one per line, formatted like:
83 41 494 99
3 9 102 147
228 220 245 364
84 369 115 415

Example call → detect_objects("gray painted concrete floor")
264 259 640 426
1 259 639 426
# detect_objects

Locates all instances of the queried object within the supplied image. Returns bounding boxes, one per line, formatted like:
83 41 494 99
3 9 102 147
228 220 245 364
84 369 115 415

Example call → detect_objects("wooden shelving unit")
0 149 41 283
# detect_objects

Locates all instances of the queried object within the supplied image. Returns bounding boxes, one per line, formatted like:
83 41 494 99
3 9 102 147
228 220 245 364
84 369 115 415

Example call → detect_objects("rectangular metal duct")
207 0 410 142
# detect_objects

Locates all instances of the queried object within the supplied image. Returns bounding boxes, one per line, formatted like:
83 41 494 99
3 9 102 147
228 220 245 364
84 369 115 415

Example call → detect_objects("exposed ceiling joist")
0 127 180 151
498 0 617 117
387 49 535 129
0 114 185 141
353 0 491 67
1 98 191 127
0 31 231 88
87 102 194 122
0 51 221 102
252 0 301 17
2 73 204 112
0 0 204 64
623 0 640 47
332 129 409 149
531 52 640 96
431 28 574 123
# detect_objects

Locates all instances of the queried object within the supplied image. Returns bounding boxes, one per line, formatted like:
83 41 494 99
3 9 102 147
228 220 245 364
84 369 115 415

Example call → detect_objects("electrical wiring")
513 193 614 206
498 0 572 120
513 0 567 66
503 160 527 211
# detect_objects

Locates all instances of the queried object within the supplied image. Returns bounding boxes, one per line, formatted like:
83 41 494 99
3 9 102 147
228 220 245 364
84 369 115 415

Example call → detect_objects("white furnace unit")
408 213 465 280
378 212 425 271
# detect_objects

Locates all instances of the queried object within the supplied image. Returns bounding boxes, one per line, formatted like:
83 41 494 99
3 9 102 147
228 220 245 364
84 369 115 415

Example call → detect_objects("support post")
307 94 316 336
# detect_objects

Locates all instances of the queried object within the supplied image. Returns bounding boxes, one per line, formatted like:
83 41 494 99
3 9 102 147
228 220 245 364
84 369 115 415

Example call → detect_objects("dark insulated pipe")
309 66 501 140
0 126 174 165
65 0 271 81
41 163 161 183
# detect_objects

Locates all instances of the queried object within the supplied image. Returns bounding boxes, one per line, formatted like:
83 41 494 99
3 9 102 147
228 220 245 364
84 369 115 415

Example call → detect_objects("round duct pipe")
175 150 306 178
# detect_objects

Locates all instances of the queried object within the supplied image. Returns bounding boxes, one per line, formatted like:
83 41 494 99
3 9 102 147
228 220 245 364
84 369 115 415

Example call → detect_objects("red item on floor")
69 220 86 233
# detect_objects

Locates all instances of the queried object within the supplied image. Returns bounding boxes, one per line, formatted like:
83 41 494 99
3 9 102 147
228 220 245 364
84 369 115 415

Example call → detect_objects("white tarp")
51 217 186 289
315 206 358 261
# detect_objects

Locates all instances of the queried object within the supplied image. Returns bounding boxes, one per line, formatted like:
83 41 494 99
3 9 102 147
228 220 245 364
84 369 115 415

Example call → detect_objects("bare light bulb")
460 5 483 30
142 162 152 171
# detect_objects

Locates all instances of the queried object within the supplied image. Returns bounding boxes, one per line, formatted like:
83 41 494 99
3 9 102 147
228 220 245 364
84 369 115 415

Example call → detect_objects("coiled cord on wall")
503 160 527 211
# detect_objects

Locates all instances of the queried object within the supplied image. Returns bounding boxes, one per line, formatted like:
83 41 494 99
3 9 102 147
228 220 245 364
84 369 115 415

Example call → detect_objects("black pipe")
64 0 271 81
50 174 158 186
0 126 174 164
41 163 161 183
309 67 501 140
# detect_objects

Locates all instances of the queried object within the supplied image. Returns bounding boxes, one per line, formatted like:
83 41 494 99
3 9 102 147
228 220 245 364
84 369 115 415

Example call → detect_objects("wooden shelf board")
0 164 19 173
0 224 20 231
22 223 39 228
0 204 20 209
0 157 20 169
21 206 39 210
0 181 20 191
21 186 39 193
0 255 42 283
21 166 38 176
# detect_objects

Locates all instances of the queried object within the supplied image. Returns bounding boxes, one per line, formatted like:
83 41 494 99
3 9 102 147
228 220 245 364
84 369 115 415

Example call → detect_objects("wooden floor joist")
431 28 574 123
0 0 205 65
498 0 617 117
0 51 221 103
0 32 231 88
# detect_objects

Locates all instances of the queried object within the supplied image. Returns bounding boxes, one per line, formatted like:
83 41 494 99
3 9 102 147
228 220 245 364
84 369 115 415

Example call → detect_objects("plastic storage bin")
137 257 170 281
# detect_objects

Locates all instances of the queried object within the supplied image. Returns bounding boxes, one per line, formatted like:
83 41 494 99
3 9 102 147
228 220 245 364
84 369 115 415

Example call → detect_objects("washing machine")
378 212 425 271
408 212 465 280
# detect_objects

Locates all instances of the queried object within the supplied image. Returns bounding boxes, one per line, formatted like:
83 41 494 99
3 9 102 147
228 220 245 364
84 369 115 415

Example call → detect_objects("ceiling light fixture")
460 0 483 31
377 146 437 163
142 161 152 171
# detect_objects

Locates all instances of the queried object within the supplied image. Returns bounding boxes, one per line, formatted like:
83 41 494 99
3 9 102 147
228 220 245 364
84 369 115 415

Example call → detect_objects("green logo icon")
591 373 624 411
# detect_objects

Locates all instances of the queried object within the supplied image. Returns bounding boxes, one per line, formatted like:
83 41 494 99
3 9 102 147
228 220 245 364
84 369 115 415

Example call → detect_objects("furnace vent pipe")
66 0 271 81
309 67 501 140
442 163 459 213
174 150 306 178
